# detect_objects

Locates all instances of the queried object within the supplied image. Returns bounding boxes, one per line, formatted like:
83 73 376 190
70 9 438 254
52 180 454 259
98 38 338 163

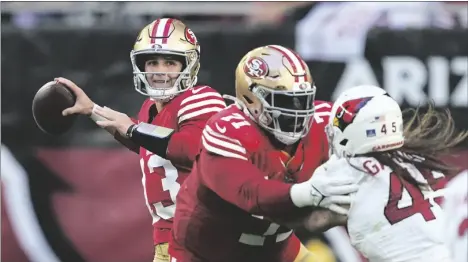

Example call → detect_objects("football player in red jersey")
168 45 359 262
57 18 226 262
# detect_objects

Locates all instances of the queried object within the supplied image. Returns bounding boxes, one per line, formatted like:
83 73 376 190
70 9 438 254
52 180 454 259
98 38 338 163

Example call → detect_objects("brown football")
32 81 77 135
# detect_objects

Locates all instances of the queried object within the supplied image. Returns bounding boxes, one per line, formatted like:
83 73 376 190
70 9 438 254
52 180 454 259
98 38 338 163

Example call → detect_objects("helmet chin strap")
149 74 198 102
144 73 183 101
189 76 198 88
151 94 175 103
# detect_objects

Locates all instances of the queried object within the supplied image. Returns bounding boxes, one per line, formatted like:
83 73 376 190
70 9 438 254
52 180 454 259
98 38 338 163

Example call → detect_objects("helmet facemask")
130 49 198 102
325 121 343 158
252 85 316 145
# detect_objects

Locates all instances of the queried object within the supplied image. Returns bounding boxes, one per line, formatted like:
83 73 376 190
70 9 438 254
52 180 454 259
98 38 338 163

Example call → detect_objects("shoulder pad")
201 105 264 160
177 85 226 124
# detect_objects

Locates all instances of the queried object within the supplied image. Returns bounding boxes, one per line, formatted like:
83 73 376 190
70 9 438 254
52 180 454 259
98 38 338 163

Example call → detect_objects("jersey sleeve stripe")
313 111 331 124
204 125 242 145
202 129 247 155
178 107 224 124
180 92 223 106
177 99 226 117
201 136 248 161
314 102 332 110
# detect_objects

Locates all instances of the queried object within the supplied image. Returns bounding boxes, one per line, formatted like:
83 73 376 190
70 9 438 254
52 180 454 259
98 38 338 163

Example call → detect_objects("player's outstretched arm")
199 151 357 217
57 77 139 153
200 151 299 216
110 86 225 162
290 155 360 215
272 205 348 233
93 109 218 163
199 152 358 218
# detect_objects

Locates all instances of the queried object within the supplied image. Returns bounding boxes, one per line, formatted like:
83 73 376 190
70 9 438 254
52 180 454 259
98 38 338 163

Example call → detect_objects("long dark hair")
364 103 467 188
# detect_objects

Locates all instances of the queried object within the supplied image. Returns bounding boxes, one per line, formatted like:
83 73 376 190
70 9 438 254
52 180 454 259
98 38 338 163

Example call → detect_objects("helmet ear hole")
340 139 348 146
135 55 147 72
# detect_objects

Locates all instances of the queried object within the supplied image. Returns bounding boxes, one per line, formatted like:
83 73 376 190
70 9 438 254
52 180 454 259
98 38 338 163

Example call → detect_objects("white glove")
290 156 358 215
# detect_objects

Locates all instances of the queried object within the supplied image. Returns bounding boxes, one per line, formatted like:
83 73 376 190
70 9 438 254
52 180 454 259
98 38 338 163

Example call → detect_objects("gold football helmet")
130 18 200 101
233 45 316 145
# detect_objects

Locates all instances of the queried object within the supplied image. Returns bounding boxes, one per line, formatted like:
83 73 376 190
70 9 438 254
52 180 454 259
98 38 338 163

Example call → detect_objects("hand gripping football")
32 81 77 135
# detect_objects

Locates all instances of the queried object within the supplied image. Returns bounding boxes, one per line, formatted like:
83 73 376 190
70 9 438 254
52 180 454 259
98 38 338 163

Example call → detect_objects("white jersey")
325 156 451 262
442 170 468 262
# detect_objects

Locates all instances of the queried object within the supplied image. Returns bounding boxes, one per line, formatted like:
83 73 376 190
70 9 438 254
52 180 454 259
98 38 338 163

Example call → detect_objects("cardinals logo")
244 57 269 79
184 28 198 45
333 97 373 131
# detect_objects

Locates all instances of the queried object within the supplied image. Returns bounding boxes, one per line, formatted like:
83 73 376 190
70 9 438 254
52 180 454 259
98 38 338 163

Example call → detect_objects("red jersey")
169 101 332 262
137 85 226 245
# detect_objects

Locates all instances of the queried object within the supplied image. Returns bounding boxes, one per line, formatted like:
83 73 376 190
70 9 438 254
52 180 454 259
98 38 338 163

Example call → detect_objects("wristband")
126 124 138 138
90 104 107 122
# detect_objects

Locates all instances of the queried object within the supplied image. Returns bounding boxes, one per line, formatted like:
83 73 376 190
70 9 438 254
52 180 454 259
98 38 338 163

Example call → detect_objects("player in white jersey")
309 85 468 262
443 170 468 262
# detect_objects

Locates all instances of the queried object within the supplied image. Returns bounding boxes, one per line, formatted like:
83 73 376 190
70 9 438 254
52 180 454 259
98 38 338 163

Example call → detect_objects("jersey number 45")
384 171 445 225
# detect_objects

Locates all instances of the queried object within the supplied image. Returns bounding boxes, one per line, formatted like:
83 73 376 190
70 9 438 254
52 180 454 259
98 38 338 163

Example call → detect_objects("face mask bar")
137 71 190 91
130 49 197 99
253 85 316 143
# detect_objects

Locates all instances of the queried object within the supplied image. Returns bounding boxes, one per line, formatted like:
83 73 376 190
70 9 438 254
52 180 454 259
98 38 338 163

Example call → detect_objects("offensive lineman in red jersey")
57 18 226 262
169 45 359 262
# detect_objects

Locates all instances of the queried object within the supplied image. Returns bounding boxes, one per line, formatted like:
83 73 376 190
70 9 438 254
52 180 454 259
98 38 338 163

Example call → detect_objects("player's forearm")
125 122 174 158
245 179 297 216
89 104 140 154
201 153 299 216
124 123 200 165
272 207 347 232
113 116 140 153
113 131 139 153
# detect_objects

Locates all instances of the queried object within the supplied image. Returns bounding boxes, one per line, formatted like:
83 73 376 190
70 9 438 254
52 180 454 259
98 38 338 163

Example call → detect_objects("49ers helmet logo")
185 28 198 45
244 57 269 78
333 97 373 131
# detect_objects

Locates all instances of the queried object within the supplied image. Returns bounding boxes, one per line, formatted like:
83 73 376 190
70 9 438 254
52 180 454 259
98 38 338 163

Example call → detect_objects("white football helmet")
326 85 404 158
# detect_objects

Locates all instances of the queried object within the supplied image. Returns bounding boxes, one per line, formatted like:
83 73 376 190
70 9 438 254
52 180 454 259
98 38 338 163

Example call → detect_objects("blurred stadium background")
1 2 467 262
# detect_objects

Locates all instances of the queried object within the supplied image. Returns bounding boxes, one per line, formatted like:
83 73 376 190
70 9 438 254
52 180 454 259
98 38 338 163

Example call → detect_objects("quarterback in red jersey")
169 45 358 262
58 18 226 262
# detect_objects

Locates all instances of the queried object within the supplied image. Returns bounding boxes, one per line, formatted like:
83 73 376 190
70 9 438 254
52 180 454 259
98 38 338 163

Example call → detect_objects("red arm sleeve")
199 151 300 217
